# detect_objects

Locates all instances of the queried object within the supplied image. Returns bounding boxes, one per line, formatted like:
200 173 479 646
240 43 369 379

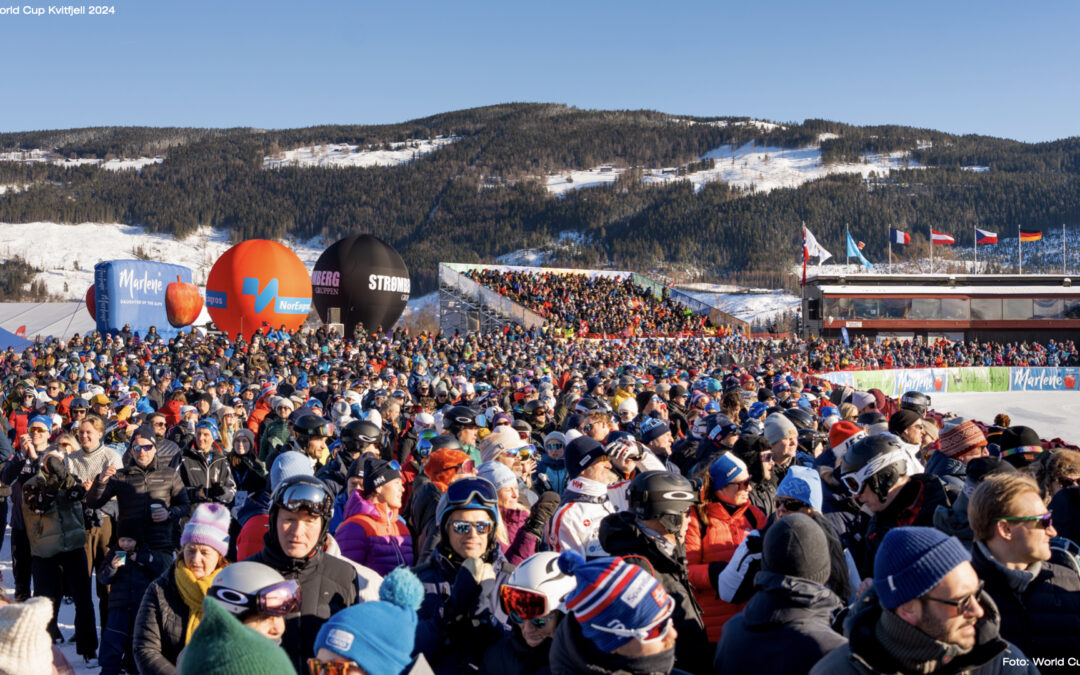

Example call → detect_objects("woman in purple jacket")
334 457 413 575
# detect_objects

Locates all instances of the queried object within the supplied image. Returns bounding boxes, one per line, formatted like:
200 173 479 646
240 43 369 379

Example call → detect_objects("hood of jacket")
925 451 967 480
343 490 381 521
740 570 843 631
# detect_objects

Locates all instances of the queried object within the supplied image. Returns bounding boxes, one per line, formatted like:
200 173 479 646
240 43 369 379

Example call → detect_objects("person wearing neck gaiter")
811 526 1037 675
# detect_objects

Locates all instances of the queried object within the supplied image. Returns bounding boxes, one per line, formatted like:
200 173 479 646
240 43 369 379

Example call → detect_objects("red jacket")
686 500 765 642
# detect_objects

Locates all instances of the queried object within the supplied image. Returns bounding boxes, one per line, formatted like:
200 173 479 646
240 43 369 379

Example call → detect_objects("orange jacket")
685 500 765 643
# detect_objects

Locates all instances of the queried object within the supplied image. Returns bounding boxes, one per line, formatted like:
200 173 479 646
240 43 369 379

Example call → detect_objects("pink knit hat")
181 503 231 556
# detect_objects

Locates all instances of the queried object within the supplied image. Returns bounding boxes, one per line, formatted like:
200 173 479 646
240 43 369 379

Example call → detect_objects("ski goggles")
517 444 537 459
416 429 438 457
307 659 360 675
276 482 333 517
211 579 301 617
840 448 911 496
500 583 552 620
444 476 497 508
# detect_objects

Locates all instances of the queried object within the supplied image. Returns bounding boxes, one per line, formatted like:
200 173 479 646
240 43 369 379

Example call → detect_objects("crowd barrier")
818 366 1080 395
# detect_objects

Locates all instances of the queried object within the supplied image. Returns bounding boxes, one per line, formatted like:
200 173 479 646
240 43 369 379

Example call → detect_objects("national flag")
846 230 873 270
931 229 955 245
1020 229 1042 242
889 227 911 245
975 228 997 244
801 225 832 286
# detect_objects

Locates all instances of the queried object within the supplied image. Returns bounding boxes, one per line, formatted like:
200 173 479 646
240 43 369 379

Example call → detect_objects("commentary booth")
801 273 1080 342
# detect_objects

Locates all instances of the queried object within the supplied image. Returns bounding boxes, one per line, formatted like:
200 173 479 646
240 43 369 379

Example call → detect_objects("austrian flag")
931 230 955 245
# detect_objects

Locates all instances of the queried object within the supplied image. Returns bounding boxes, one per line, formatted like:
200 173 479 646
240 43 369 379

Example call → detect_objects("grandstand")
437 262 749 337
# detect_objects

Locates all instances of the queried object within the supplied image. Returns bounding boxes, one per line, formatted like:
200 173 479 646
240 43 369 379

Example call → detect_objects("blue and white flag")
846 230 873 270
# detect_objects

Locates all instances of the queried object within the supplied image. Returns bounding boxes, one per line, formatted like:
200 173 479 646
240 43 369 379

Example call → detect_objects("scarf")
174 558 222 644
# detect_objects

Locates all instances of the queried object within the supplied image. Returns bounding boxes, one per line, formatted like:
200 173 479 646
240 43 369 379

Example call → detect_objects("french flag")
975 228 998 244
889 227 910 245
931 229 955 245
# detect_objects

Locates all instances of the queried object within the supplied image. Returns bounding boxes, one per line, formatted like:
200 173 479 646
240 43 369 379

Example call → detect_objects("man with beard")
812 527 1037 675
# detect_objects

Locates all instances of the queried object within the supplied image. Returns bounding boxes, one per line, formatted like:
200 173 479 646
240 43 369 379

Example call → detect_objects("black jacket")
598 511 708 674
86 454 189 551
315 449 361 498
249 530 360 673
861 474 951 578
99 545 170 611
409 478 444 562
133 563 189 675
412 547 511 675
549 615 686 675
170 444 237 511
810 587 1036 675
481 617 553 675
971 541 1080 672
715 571 846 675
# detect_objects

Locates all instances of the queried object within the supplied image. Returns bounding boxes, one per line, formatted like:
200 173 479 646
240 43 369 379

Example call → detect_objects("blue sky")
1 0 1077 142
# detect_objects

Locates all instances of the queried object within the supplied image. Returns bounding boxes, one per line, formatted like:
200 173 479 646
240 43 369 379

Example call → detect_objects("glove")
446 559 485 619
524 491 560 538
606 438 641 464
207 484 227 499
462 556 496 583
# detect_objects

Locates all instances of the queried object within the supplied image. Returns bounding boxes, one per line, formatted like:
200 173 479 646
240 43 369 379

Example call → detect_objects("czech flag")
931 229 955 245
1020 229 1042 242
975 228 998 244
889 227 911 244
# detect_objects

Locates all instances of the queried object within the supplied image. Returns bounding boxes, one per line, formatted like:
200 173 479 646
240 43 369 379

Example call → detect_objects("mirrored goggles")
500 583 550 620
212 579 301 617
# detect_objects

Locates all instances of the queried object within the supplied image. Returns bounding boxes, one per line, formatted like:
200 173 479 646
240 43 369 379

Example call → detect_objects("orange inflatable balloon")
205 240 312 340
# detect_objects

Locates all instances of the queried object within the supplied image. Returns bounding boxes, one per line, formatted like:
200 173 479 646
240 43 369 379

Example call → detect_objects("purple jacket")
334 491 413 576
500 506 538 566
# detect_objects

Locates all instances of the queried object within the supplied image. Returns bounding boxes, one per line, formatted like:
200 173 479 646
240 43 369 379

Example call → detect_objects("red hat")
828 421 866 461
938 421 987 458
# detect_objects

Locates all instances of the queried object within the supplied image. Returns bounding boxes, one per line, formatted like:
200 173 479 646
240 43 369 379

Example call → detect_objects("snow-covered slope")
678 282 801 325
546 141 918 197
263 137 458 169
0 149 163 171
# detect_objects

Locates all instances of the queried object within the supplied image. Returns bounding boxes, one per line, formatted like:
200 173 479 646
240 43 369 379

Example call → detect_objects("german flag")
1020 229 1042 242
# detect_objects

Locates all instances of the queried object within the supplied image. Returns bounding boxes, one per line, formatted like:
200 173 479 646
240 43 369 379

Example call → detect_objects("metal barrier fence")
438 264 546 330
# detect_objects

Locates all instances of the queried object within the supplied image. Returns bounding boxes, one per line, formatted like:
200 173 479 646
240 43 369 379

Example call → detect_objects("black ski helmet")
900 391 932 416
839 434 909 502
341 420 381 454
268 474 334 559
444 406 479 434
783 407 816 430
628 470 699 535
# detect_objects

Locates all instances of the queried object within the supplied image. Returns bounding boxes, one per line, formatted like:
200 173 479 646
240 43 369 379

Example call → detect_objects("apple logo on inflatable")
166 276 204 327
85 284 96 320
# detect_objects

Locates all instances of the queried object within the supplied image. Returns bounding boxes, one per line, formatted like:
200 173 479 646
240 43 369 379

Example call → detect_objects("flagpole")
974 225 978 274
930 227 934 274
888 223 892 269
846 224 850 270
1018 224 1022 275
1063 223 1067 275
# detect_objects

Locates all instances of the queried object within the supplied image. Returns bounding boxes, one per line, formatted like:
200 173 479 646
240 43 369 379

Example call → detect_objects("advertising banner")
1009 367 1080 391
820 367 1075 395
94 260 193 339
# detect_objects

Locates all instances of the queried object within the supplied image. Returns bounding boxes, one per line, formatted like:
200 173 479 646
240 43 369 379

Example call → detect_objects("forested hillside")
2 103 1078 294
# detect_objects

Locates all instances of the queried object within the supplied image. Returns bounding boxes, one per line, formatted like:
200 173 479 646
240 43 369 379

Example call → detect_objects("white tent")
0 302 97 340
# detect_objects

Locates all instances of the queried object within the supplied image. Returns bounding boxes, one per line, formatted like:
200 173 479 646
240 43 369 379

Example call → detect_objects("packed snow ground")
545 141 919 196
931 391 1079 445
0 222 324 299
0 150 163 171
679 283 801 324
262 137 458 169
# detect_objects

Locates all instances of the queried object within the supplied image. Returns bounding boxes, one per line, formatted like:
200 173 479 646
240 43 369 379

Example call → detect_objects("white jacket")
544 476 617 559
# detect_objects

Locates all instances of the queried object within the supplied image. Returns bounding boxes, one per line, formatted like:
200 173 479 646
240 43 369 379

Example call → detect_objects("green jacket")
258 417 291 462
22 469 87 558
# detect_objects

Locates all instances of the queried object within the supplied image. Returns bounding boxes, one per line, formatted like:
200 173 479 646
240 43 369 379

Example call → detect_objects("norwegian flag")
931 229 955 245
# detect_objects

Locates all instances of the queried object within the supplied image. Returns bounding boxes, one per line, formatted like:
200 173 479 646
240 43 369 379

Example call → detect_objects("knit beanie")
196 417 220 441
181 503 231 557
828 421 866 461
938 421 987 458
0 597 53 675
565 437 606 480
639 417 670 444
477 461 517 491
851 390 876 411
179 594 293 675
270 451 314 491
776 465 823 511
480 426 522 464
314 568 424 675
762 513 830 585
763 413 797 446
888 409 923 436
362 456 402 496
874 527 970 609
708 452 748 490
27 414 52 432
557 551 674 654
748 401 768 420
998 426 1044 468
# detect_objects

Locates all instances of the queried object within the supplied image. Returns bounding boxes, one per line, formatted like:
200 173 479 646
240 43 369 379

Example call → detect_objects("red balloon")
85 284 96 320
205 240 312 340
166 275 204 327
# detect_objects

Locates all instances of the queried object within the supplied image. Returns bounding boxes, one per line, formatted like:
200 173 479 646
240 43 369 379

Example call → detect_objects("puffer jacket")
715 571 846 674
598 511 708 674
170 444 237 511
685 499 765 642
410 478 445 562
316 449 362 498
934 491 975 550
972 541 1080 672
412 547 513 675
99 545 170 611
133 564 191 675
536 454 568 495
85 454 189 551
925 450 966 492
22 468 86 558
335 491 414 576
249 528 361 673
1 452 39 531
810 586 1037 675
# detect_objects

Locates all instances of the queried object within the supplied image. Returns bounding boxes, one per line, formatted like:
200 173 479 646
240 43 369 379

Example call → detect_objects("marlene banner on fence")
819 367 1075 394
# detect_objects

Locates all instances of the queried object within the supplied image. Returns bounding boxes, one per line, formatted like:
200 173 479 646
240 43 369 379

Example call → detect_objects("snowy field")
262 137 458 169
930 391 1079 445
545 141 919 197
0 150 163 172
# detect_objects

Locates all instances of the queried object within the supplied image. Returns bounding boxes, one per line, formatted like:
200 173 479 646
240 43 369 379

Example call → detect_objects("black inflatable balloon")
311 234 411 335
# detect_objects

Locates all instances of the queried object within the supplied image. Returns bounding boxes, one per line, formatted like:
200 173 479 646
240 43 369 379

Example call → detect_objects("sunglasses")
449 520 493 536
510 613 553 628
307 659 357 675
760 451 773 463
1057 476 1080 489
546 442 565 452
729 480 752 491
923 580 984 616
642 617 674 644
447 459 477 474
996 513 1054 530
132 444 155 453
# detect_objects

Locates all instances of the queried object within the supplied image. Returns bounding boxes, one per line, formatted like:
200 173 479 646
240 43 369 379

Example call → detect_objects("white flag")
803 225 832 262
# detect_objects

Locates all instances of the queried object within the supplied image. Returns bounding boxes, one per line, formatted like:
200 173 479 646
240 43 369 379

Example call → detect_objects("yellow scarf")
174 558 223 644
